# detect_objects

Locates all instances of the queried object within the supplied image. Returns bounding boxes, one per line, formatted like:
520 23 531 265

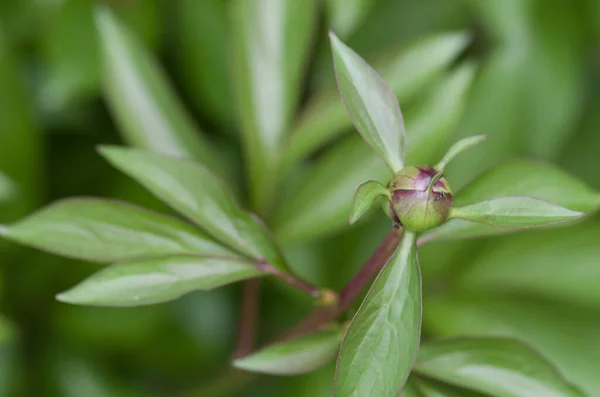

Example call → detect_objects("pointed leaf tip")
350 180 390 224
330 34 406 172
450 196 584 228
435 134 488 170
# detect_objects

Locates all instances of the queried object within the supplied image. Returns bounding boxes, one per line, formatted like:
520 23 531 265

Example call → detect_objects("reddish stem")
233 279 261 358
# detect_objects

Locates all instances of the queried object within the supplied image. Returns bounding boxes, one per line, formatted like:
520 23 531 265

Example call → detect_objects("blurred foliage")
0 0 599 396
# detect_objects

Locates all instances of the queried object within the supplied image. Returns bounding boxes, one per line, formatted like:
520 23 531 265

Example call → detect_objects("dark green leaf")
174 0 233 129
57 255 263 306
232 0 318 213
0 198 231 262
335 232 421 397
449 196 583 228
435 135 488 171
415 379 488 397
399 379 424 397
99 147 288 270
350 180 390 224
330 32 405 172
95 6 225 177
0 316 14 347
233 327 343 375
415 338 584 397
288 32 470 166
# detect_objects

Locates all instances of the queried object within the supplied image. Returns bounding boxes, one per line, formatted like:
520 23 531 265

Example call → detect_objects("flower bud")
387 166 452 232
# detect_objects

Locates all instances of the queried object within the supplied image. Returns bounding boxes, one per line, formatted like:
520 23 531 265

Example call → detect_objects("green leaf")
273 137 389 244
287 32 470 167
0 172 15 202
99 147 288 270
460 220 600 307
405 62 477 165
420 160 600 243
424 295 600 396
174 0 233 129
0 198 231 262
330 32 405 172
232 0 317 213
326 0 374 38
335 231 421 397
57 255 263 306
95 6 225 177
233 327 343 375
415 379 491 397
399 379 425 397
449 196 583 228
415 338 584 397
274 63 475 245
350 181 391 224
0 315 14 347
435 135 488 171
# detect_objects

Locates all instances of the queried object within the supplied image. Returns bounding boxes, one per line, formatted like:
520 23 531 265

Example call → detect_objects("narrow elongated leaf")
435 135 488 170
450 196 583 228
232 0 317 213
95 7 225 177
288 32 470 166
330 32 405 172
415 338 584 397
99 147 288 270
350 180 390 224
234 327 343 375
420 160 600 243
0 198 230 262
57 255 263 306
335 232 421 397
174 0 233 129
274 64 475 244
399 379 425 397
0 172 15 202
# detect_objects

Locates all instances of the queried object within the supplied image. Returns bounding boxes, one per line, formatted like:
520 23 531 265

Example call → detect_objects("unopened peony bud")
387 166 452 232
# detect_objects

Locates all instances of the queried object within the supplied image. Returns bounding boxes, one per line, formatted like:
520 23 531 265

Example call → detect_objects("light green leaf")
424 295 600 396
274 137 389 244
0 315 14 347
330 32 405 172
288 32 470 167
95 6 225 177
0 198 231 262
326 0 374 38
335 232 421 397
415 338 584 397
405 62 477 165
274 63 475 244
233 327 343 375
350 180 390 224
174 0 233 129
415 379 498 397
420 160 600 243
460 220 600 307
99 147 287 270
0 172 15 202
232 0 317 213
57 255 263 306
449 196 583 228
435 135 488 171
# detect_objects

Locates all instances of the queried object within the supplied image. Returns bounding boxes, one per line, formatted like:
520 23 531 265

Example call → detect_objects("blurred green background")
1 0 600 395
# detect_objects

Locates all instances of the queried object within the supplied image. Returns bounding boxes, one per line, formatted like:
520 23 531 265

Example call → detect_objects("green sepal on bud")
387 166 453 232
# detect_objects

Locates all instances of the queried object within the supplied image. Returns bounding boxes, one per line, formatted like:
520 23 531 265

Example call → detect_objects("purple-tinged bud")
387 166 452 232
